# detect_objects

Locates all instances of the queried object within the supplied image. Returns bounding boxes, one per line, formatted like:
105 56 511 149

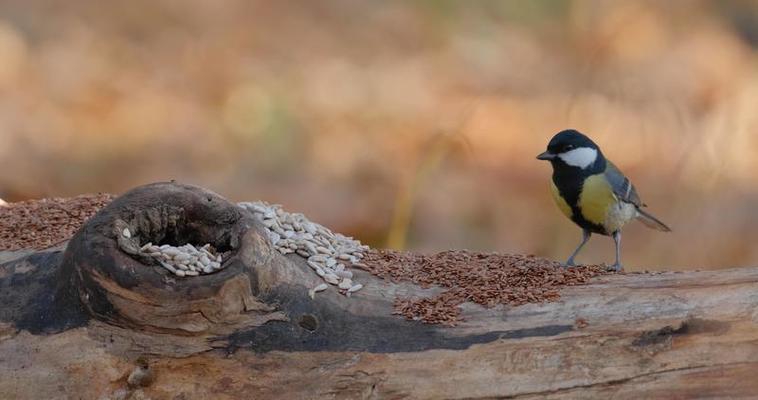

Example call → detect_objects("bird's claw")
607 263 623 272
563 259 576 268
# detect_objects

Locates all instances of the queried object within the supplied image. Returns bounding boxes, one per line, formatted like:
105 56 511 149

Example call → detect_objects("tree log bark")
1 182 757 399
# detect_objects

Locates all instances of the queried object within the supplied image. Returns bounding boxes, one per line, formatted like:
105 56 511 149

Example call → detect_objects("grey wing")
605 161 645 207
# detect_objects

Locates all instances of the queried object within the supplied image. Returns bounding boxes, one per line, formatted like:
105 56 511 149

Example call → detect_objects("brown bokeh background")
1 1 758 270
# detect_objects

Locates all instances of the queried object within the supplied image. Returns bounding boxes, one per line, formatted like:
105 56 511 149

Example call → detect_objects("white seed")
163 248 180 257
348 284 363 293
324 273 340 285
203 267 214 274
338 279 353 290
236 200 371 297
313 283 328 292
310 255 327 263
140 242 153 252
210 261 221 270
175 269 186 277
122 228 131 238
175 264 189 271
159 261 177 274
316 246 331 255
335 270 353 279
174 254 190 263
185 270 199 276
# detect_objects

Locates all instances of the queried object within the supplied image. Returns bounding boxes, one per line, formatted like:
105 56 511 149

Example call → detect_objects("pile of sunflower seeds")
238 201 368 297
140 242 224 277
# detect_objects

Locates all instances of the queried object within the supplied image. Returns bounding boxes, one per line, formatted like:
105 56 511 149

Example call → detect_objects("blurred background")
1 0 758 270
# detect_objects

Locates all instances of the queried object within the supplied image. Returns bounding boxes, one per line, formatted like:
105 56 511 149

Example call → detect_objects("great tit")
537 129 670 271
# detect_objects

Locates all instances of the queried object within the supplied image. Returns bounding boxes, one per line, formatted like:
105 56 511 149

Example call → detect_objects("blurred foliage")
2 0 758 269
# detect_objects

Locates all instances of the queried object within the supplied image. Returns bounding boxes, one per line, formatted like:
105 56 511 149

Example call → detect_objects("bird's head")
537 129 602 170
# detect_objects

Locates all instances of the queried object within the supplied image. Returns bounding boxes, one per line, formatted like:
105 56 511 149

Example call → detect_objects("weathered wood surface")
1 182 758 399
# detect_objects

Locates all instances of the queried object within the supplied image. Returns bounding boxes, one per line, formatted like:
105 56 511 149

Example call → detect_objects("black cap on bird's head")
537 129 603 170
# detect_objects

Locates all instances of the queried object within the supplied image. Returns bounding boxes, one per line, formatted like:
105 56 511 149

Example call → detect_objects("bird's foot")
563 258 576 268
607 263 623 272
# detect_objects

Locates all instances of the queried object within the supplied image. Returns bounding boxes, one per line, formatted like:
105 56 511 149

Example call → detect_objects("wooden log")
1 182 757 399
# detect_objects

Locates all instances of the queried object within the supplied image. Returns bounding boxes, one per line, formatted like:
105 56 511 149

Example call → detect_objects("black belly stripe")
552 168 608 235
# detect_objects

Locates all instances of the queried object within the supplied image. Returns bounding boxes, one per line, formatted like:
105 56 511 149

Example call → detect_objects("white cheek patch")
558 147 598 169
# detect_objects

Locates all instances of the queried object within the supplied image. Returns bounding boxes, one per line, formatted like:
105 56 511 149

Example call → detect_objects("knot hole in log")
54 182 285 336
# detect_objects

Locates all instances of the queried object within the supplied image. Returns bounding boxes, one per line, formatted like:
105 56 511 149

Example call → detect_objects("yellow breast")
579 174 616 225
550 180 573 219
579 174 637 232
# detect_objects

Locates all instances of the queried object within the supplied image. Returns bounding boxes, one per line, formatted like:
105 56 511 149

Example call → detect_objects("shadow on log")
2 182 758 399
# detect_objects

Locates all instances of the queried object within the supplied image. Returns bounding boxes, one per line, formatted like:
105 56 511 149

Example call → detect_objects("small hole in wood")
299 314 318 331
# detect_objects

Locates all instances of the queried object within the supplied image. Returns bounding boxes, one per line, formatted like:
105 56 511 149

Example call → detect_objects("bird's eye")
564 144 574 151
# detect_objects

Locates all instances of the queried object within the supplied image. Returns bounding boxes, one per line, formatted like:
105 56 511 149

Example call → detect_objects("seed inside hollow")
140 241 229 277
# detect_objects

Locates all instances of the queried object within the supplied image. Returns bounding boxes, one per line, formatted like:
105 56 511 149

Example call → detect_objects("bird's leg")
565 229 591 267
610 230 623 272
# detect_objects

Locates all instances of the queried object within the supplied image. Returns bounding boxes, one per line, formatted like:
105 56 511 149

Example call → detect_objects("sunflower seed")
238 200 371 296
159 261 177 274
316 246 331 255
338 279 353 290
348 284 363 293
335 269 353 279
163 248 180 257
324 273 340 285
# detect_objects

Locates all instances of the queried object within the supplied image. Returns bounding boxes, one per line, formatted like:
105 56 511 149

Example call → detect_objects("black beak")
536 151 555 160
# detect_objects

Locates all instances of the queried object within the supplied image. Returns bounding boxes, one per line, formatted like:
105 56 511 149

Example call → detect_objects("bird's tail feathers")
636 208 671 232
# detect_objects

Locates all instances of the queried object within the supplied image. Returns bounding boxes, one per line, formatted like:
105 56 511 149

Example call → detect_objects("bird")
536 129 670 271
